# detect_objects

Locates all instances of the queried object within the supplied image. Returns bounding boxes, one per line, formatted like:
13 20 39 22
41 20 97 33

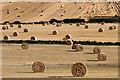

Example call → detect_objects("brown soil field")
1 23 118 42
2 44 118 78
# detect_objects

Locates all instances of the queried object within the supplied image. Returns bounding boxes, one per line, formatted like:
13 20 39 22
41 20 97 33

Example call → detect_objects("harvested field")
1 2 119 23
2 44 118 78
1 23 118 42
1 1 119 79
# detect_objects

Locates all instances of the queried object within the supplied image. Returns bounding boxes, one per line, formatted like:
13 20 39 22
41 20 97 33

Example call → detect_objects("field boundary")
1 40 120 46
1 17 120 25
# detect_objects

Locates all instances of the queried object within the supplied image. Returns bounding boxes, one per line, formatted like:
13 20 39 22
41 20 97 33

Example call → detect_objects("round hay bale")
56 23 60 27
98 28 104 32
72 44 77 49
3 35 10 40
65 34 71 39
2 26 7 30
109 26 113 30
63 37 68 42
61 14 63 17
80 22 82 25
80 22 85 25
85 25 88 29
83 23 85 25
75 44 84 52
42 23 45 26
32 61 45 73
111 6 114 9
21 43 28 49
71 62 87 77
9 1 11 3
53 30 58 35
59 23 62 26
15 7 19 10
13 32 19 36
10 24 14 27
76 23 80 26
60 5 64 8
93 47 101 54
30 36 37 41
18 15 20 17
61 22 64 24
24 28 29 32
66 40 73 45
7 11 9 14
92 10 95 13
47 22 50 25
97 53 107 61
52 22 56 25
18 24 22 28
40 14 43 16
101 22 105 25
79 7 82 9
113 26 116 29
6 26 9 29
69 23 72 25
84 18 89 22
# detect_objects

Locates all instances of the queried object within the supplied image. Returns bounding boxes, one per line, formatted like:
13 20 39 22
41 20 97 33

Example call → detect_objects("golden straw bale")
30 36 37 41
109 26 113 30
76 23 80 26
13 32 19 36
42 23 45 26
75 44 84 52
66 40 73 45
63 37 68 42
10 24 14 27
52 30 58 35
97 53 107 61
71 62 87 77
98 28 104 32
72 44 77 49
113 26 116 29
21 43 28 49
3 35 10 40
93 47 101 54
52 22 56 25
2 26 6 30
85 25 88 29
65 34 71 39
69 23 72 25
101 22 105 25
32 61 45 73
24 28 29 32
18 24 22 28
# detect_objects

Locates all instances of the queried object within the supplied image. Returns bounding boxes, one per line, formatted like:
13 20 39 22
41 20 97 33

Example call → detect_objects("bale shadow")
9 35 14 37
48 34 53 35
84 52 95 54
66 50 76 52
19 32 24 33
87 60 98 62
16 72 34 73
48 76 74 78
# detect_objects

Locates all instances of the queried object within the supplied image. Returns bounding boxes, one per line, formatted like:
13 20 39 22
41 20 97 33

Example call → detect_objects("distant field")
1 23 118 42
1 2 119 23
